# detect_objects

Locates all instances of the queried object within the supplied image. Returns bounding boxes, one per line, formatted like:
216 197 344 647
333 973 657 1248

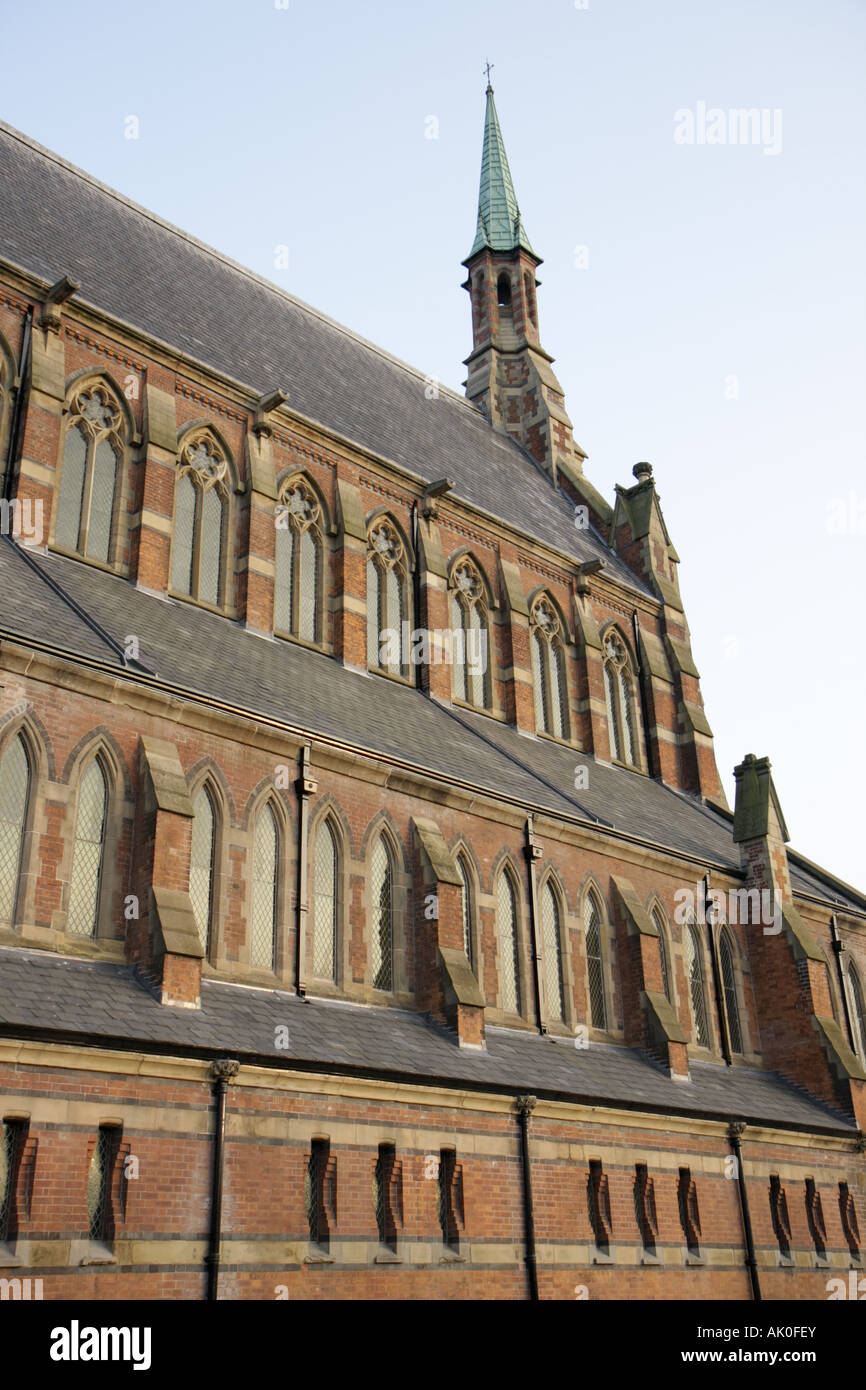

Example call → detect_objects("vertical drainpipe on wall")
728 1121 761 1302
524 817 546 1034
295 743 317 998
830 914 857 1052
704 871 732 1065
515 1095 539 1301
631 610 655 779
206 1059 240 1302
411 500 422 691
2 306 33 502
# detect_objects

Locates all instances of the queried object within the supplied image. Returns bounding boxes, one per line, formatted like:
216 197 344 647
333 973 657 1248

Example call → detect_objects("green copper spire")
468 83 535 259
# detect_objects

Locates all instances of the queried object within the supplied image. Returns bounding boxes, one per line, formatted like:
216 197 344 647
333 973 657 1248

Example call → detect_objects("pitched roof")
0 121 640 592
0 946 854 1133
466 86 536 259
0 541 862 914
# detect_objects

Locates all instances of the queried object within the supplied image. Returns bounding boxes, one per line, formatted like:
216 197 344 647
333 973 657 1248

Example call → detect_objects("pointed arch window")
367 521 410 678
170 435 229 607
497 273 512 309
603 630 638 766
719 928 743 1054
55 384 126 564
0 734 31 925
456 854 473 965
652 907 672 1002
686 924 710 1048
523 271 537 328
530 597 568 739
250 802 278 971
449 560 491 709
313 820 338 982
275 477 323 644
67 759 108 937
849 965 866 1061
496 870 521 1015
190 786 217 956
584 892 607 1029
371 834 394 992
540 882 566 1023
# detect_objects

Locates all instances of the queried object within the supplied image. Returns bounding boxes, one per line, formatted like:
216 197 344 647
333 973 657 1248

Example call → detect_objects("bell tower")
462 79 587 480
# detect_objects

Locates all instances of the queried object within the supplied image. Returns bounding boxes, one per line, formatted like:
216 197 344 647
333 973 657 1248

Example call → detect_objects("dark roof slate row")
0 946 855 1134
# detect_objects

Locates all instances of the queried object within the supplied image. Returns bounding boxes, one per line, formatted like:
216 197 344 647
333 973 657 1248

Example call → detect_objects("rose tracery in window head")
179 435 229 494
277 477 321 534
71 385 124 442
603 630 628 667
453 562 482 602
368 520 404 570
531 596 560 638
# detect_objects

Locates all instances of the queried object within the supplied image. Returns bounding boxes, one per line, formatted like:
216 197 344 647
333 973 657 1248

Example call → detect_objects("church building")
0 86 863 1300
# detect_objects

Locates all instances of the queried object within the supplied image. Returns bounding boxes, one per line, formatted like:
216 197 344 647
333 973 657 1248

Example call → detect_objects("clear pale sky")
2 0 864 888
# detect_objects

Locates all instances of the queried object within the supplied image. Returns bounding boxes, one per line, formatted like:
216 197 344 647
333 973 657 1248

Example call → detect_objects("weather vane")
484 60 494 89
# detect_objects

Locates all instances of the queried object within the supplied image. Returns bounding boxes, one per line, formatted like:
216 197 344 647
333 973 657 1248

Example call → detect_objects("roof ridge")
0 119 498 423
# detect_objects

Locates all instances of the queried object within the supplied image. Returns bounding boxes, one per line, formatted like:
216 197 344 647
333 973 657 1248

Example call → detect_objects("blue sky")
2 0 864 887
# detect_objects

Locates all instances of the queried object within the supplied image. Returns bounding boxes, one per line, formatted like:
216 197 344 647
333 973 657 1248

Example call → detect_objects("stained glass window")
313 821 338 981
171 435 229 607
0 735 30 925
603 630 639 767
448 560 490 710
371 835 393 991
55 386 123 562
584 893 607 1029
190 787 216 956
540 882 566 1022
274 479 322 644
719 928 743 1053
67 761 107 937
456 855 472 964
250 804 277 971
366 521 409 677
530 598 568 738
497 872 521 1014
652 907 672 1002
686 925 710 1047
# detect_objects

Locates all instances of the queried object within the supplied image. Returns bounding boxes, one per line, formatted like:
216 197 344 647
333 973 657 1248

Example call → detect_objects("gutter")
0 1013 857 1142
0 628 743 877
0 254 652 612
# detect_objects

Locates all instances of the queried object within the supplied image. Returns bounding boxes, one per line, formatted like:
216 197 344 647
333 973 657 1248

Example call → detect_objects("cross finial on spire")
484 59 494 91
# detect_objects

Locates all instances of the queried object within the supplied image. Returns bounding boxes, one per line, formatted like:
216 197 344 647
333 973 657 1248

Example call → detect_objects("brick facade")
0 118 864 1302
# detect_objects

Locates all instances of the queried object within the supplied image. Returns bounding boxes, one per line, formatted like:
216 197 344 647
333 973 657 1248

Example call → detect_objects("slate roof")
0 946 854 1134
0 540 862 913
0 121 641 593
